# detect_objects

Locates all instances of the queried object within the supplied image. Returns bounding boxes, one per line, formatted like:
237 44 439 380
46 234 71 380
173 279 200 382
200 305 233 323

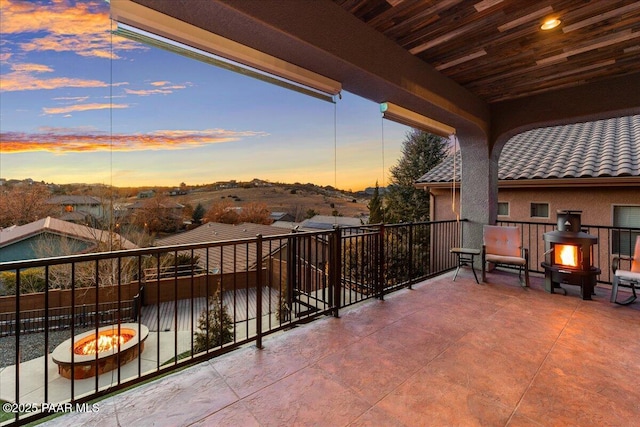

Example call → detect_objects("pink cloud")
0 128 269 153
43 103 129 115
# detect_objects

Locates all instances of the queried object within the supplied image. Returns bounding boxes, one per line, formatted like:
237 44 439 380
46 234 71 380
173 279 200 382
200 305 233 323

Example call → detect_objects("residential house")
0 217 136 263
46 195 107 226
156 222 328 296
155 222 288 275
137 190 155 199
269 212 295 223
417 115 640 258
299 215 364 231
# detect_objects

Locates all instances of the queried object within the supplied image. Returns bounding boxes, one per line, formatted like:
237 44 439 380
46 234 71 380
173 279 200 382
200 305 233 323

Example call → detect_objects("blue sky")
0 0 409 191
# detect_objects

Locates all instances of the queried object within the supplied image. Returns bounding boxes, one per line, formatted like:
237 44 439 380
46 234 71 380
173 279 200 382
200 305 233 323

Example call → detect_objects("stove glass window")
530 203 549 218
554 244 579 267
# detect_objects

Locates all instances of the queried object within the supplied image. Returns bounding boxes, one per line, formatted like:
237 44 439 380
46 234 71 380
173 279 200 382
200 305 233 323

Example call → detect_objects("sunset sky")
0 0 410 191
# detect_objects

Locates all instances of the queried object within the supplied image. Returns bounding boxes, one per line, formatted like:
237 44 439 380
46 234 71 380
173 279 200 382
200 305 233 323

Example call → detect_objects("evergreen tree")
194 291 234 352
385 129 448 223
368 181 384 224
192 203 206 224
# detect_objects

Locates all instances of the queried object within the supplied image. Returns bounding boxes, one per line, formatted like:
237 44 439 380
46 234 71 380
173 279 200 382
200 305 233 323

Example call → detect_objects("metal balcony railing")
0 220 461 426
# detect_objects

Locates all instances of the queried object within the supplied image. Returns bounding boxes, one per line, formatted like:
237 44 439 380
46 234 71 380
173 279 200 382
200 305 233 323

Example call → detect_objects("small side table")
450 247 481 284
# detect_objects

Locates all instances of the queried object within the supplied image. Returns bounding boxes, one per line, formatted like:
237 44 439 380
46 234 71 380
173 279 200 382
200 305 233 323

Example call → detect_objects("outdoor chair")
610 236 640 305
482 225 530 287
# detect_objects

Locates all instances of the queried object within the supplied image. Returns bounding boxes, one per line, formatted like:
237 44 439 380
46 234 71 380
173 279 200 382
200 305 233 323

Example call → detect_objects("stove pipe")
556 210 582 233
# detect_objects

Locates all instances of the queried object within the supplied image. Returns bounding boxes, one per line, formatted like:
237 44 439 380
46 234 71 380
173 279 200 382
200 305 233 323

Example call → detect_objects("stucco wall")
431 187 639 226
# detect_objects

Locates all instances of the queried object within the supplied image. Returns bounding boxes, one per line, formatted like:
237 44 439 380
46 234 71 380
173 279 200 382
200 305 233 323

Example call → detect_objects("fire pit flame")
75 332 133 355
557 244 578 267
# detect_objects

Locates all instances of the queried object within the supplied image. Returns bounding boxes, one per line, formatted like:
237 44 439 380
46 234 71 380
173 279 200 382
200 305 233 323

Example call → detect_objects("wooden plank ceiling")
333 0 640 103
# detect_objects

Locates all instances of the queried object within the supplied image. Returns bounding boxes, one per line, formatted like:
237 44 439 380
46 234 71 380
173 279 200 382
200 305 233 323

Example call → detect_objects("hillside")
173 184 369 222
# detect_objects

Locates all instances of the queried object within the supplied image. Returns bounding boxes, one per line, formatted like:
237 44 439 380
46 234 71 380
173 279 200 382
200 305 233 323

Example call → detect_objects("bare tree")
205 200 240 224
0 184 55 227
32 228 139 290
131 195 183 233
239 202 272 225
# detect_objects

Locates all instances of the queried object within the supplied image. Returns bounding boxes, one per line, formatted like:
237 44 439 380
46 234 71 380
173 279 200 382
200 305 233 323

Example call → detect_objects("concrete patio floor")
37 269 640 426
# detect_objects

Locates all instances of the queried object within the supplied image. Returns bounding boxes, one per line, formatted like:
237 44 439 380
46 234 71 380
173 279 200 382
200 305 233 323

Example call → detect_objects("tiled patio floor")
39 269 640 426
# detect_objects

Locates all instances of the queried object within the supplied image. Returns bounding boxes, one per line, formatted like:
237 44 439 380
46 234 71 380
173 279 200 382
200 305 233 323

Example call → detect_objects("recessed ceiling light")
541 18 561 30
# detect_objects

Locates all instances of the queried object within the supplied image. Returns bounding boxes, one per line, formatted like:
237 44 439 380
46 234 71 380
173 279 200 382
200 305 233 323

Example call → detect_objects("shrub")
0 268 46 295
193 291 233 352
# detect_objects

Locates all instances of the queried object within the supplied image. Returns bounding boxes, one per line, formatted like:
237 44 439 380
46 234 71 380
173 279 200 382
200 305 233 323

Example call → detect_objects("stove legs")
543 267 598 300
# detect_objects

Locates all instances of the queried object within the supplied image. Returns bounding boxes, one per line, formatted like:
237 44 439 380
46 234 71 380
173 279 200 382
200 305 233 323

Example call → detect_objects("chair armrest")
613 255 633 273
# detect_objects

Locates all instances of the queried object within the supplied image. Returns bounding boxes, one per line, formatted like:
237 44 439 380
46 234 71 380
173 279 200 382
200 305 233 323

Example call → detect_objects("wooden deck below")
140 287 281 332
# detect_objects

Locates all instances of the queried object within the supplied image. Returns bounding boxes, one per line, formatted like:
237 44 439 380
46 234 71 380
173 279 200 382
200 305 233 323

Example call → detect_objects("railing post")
408 222 414 289
256 234 263 349
378 224 385 300
331 226 341 317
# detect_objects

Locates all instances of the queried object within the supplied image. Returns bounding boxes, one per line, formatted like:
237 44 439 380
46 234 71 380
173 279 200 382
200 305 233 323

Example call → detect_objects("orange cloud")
43 103 129 115
1 0 144 59
1 60 111 92
1 68 109 92
0 128 269 154
150 81 171 87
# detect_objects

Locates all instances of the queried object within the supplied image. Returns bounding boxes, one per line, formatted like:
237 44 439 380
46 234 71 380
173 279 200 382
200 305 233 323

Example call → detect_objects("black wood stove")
541 210 600 299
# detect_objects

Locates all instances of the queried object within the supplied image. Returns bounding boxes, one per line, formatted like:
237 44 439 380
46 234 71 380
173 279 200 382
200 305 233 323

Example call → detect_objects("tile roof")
417 115 640 184
300 215 364 230
155 222 290 273
46 195 102 205
0 217 137 249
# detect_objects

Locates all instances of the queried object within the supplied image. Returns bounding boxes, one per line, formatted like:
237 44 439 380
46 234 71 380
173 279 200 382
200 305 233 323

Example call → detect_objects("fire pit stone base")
52 323 149 380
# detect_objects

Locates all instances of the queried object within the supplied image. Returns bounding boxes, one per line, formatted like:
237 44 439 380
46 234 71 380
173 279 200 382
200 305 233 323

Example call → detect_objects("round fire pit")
52 323 149 380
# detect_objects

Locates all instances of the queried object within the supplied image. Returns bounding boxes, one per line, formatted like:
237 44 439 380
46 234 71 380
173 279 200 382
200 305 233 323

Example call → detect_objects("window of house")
612 205 640 255
530 203 549 218
498 202 509 216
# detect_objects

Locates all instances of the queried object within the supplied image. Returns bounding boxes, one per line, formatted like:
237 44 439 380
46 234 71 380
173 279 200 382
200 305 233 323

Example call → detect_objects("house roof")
47 195 102 205
0 217 137 250
155 222 289 273
417 115 640 186
299 215 363 231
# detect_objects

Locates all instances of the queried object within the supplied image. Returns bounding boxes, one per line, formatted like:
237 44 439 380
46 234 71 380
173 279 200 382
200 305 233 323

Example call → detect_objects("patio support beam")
457 132 498 251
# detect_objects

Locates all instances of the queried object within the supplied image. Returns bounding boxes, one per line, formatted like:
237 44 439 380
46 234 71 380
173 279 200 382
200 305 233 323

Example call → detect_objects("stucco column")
458 132 498 251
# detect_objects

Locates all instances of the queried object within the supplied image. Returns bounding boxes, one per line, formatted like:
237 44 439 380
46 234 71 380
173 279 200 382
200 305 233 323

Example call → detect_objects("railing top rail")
497 219 640 232
0 228 332 272
341 218 466 230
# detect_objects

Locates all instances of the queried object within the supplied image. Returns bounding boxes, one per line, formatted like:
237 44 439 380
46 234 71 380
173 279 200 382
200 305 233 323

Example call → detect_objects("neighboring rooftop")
418 115 640 185
0 217 137 251
300 215 364 230
46 195 102 206
155 222 290 272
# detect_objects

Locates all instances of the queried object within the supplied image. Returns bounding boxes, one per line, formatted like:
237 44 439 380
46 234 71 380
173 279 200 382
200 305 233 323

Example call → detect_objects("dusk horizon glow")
0 0 410 191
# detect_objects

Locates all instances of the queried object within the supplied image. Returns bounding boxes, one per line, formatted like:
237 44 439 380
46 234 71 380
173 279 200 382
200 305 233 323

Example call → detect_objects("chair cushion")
631 236 640 273
486 254 527 266
615 269 640 281
483 225 522 257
